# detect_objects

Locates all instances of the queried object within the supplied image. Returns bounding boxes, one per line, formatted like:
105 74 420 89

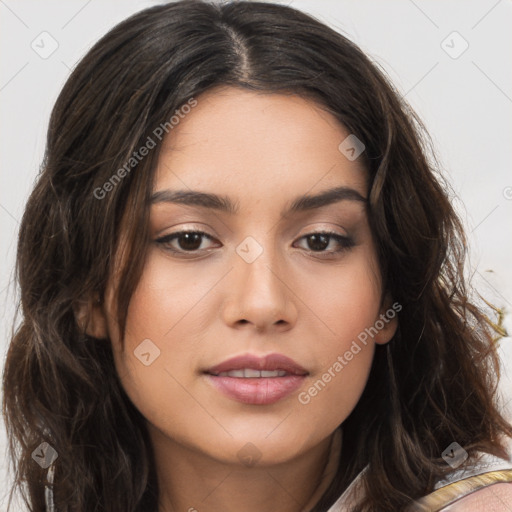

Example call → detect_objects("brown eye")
155 231 218 255
295 231 355 256
174 232 204 251
305 233 330 251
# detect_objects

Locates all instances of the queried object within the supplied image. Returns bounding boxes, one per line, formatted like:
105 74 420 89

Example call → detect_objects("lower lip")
204 374 306 405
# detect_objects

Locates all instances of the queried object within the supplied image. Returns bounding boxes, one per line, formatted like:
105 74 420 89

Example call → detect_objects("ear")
74 294 109 340
373 292 399 345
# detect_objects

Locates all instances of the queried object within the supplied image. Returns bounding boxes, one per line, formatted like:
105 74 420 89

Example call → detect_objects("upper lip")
205 353 309 376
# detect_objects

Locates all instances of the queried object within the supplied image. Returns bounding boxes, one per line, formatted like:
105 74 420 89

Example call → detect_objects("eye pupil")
307 234 329 251
179 232 203 251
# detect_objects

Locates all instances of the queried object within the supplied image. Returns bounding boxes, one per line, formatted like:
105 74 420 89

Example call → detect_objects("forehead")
154 87 367 203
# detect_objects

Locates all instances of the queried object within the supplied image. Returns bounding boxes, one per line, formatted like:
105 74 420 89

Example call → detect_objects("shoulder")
409 469 512 512
438 482 512 511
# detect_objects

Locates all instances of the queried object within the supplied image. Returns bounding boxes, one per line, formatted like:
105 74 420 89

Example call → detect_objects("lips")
204 353 308 405
206 353 308 376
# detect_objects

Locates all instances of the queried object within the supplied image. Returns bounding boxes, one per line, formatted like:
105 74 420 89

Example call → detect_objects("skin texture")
86 87 398 512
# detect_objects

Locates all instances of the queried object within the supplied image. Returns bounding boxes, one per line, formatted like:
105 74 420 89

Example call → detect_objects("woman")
2 1 512 510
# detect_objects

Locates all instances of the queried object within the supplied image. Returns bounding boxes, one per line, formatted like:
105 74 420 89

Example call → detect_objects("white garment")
45 464 55 512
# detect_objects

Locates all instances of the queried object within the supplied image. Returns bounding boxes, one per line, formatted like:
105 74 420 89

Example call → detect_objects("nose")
221 241 298 332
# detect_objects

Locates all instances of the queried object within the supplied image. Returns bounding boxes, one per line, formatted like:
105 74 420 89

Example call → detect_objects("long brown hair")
3 1 511 511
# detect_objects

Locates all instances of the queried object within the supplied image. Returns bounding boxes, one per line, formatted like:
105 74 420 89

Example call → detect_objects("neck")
149 426 341 512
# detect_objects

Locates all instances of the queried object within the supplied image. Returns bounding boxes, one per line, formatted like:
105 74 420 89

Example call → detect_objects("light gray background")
1 0 511 509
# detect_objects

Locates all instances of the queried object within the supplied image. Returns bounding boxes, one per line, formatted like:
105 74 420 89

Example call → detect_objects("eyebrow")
149 185 367 215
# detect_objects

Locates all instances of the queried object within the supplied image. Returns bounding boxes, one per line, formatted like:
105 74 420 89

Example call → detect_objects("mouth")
203 353 308 405
210 368 291 378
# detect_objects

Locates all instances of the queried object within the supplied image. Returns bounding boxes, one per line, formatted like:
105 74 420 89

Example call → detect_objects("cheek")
298 270 378 393
108 257 198 370
294 243 382 353
117 250 213 349
294 258 380 419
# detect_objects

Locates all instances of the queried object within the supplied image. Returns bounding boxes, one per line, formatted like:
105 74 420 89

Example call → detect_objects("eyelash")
154 229 355 259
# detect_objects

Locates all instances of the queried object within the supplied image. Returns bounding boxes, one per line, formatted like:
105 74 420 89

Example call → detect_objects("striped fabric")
408 469 512 511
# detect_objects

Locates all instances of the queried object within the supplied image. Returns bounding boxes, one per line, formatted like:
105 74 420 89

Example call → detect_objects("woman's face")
96 86 397 466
